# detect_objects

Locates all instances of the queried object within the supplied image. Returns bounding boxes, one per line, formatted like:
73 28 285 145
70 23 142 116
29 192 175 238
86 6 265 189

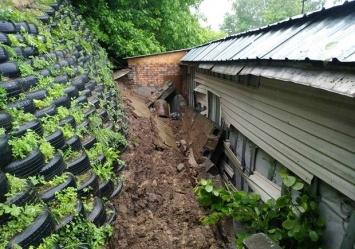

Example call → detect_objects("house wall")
127 51 188 91
193 71 355 248
194 72 355 201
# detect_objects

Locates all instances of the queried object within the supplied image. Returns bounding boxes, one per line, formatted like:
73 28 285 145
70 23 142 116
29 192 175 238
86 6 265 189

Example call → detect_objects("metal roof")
181 1 355 63
124 48 189 60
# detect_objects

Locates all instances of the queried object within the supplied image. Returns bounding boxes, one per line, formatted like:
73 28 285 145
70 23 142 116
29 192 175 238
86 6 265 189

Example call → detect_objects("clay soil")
111 83 228 249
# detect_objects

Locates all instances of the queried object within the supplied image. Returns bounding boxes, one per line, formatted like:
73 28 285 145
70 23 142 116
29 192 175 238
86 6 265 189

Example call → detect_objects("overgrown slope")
0 0 127 247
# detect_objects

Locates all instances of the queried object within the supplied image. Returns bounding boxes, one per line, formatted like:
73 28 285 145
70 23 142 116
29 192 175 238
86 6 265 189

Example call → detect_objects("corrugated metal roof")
181 1 355 63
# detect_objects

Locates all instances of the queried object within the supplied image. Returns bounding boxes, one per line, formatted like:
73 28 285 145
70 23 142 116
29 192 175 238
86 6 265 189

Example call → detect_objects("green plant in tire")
0 202 44 249
5 173 28 200
32 58 50 70
18 60 36 77
9 130 54 162
0 87 7 109
9 130 40 159
49 187 78 222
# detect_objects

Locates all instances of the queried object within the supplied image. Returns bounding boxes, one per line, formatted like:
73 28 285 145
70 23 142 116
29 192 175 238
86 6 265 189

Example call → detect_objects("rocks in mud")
177 163 185 171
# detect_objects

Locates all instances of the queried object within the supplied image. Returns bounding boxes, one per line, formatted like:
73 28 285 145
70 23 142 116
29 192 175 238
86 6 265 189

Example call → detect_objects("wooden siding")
195 72 355 201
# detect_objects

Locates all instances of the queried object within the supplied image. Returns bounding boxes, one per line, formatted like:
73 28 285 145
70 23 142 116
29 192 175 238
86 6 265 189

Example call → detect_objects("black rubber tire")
105 93 112 102
27 23 38 35
66 56 76 66
66 135 82 152
64 85 79 99
54 74 69 84
0 134 12 170
82 135 97 150
0 46 8 63
13 46 25 58
66 151 91 176
58 59 69 68
95 84 104 93
85 80 96 91
102 122 114 133
77 119 90 130
0 20 16 34
18 75 38 91
54 50 65 59
92 154 106 167
71 77 86 91
45 52 57 60
75 95 88 105
35 12 50 24
56 199 86 231
77 170 100 198
87 197 107 227
40 172 76 202
45 129 65 149
53 95 71 108
0 32 10 45
0 62 20 78
4 148 45 178
7 99 36 114
39 68 51 77
59 115 76 129
81 89 92 98
35 104 57 119
40 153 66 181
88 97 99 108
23 46 39 57
12 119 44 138
83 106 96 118
5 181 38 207
14 21 29 32
5 209 56 249
92 91 103 99
14 34 25 43
51 63 61 72
0 80 23 99
110 177 123 199
97 109 109 123
0 111 13 133
106 203 117 224
25 89 48 100
0 171 9 202
99 180 114 199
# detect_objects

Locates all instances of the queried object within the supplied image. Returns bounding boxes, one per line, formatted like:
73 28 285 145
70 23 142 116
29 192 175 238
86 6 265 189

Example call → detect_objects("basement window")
224 126 282 200
207 91 221 125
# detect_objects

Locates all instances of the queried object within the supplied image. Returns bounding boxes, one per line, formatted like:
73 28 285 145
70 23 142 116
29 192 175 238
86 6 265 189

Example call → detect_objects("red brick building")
126 49 189 97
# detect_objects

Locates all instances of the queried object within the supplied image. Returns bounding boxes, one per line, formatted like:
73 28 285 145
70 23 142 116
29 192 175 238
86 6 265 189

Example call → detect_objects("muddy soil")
111 83 229 249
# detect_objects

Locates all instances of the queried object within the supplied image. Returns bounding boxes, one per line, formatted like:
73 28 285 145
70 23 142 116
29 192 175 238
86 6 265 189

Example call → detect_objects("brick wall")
127 50 188 89
130 62 182 87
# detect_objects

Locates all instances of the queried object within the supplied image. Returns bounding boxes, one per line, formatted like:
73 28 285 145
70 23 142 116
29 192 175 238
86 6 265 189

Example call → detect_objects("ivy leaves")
195 171 326 248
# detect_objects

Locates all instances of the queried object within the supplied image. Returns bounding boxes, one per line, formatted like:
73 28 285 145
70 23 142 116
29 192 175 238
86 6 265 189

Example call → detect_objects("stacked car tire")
0 0 127 248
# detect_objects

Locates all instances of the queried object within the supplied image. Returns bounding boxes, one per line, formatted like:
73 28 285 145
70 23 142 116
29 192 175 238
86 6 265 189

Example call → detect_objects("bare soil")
111 83 228 249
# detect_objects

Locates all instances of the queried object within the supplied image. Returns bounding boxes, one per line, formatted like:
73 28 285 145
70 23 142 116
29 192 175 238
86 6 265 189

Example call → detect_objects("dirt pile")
111 86 227 248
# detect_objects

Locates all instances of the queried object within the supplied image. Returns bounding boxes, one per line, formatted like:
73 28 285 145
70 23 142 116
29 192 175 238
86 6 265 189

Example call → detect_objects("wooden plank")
247 172 281 201
223 141 244 174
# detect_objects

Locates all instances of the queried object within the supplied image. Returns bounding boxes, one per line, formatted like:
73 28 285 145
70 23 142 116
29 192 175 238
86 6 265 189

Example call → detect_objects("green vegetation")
71 0 225 64
220 0 328 34
194 170 325 249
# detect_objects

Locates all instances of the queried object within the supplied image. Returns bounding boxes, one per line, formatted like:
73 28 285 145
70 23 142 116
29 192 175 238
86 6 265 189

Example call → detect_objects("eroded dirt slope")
111 85 227 249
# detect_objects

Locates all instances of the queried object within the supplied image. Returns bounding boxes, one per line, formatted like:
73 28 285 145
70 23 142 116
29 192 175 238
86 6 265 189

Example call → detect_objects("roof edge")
125 48 190 60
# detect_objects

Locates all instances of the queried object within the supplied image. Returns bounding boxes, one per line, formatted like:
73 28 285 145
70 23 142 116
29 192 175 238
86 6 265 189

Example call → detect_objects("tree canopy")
72 0 224 65
220 0 327 35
